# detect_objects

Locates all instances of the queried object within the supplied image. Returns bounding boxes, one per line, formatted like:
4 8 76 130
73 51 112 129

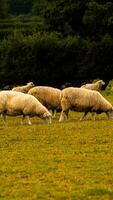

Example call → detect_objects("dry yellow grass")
0 94 113 200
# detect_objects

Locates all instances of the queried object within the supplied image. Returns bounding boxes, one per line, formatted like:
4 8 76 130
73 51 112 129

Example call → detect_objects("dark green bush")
0 31 113 89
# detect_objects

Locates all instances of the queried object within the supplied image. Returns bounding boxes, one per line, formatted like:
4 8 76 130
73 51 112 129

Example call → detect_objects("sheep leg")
52 109 56 118
92 112 96 120
80 111 88 121
59 111 65 122
59 110 69 122
21 115 24 125
1 113 7 125
65 110 69 118
59 97 70 122
26 116 32 125
21 115 32 125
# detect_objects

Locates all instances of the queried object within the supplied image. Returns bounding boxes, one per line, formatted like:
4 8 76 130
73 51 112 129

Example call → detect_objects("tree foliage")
0 0 113 88
9 0 33 15
0 0 9 18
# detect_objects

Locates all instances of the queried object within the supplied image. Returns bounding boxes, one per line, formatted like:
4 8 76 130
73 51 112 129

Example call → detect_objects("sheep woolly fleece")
0 91 51 124
59 87 113 121
28 86 61 111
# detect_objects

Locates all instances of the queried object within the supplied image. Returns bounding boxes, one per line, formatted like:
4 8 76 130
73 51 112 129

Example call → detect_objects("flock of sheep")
0 80 113 125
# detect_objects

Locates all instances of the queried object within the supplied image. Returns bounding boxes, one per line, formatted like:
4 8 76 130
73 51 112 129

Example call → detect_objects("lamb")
59 87 113 122
81 80 105 91
28 86 62 117
0 90 52 125
12 82 35 93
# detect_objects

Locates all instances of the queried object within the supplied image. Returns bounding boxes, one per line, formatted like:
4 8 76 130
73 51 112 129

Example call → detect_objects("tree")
82 1 113 39
44 0 87 35
0 0 9 18
9 0 33 15
31 0 47 16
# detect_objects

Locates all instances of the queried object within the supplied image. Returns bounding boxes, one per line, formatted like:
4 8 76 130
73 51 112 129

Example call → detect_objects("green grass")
0 95 113 200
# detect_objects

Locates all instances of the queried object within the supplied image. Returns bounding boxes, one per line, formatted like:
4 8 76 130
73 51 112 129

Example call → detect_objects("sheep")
81 80 105 91
81 80 105 119
59 87 113 122
28 86 62 117
0 90 52 125
12 82 35 93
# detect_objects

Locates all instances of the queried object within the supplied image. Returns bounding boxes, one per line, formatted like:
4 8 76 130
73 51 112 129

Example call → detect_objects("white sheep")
28 86 62 117
0 90 52 125
59 87 113 122
12 82 35 93
81 80 105 91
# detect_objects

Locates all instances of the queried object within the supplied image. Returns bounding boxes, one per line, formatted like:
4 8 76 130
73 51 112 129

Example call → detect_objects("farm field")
0 94 113 200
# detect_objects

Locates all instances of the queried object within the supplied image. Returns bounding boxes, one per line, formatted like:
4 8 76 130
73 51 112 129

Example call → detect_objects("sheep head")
99 80 105 86
43 112 52 124
106 107 113 119
27 82 35 87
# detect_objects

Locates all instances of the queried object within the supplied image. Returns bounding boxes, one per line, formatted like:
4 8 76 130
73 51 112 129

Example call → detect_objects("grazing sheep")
81 80 105 91
0 90 52 125
28 86 62 117
59 87 113 122
12 82 35 93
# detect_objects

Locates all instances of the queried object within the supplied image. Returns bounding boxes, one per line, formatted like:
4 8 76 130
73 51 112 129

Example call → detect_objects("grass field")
0 94 113 200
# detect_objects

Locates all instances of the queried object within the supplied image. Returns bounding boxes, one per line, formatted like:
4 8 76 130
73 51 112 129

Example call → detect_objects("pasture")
0 94 113 200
